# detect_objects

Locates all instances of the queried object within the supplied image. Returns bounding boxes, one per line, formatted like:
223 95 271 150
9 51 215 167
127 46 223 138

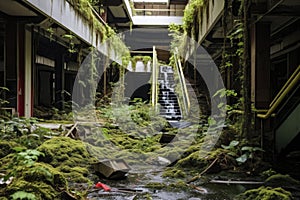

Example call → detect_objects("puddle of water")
87 167 244 200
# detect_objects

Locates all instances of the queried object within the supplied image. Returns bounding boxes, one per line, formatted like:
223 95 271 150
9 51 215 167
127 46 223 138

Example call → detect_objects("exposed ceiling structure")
0 0 37 16
0 0 188 62
100 0 131 29
203 0 300 61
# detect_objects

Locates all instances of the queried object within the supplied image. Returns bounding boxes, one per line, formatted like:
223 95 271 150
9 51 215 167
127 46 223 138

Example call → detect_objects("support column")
251 22 272 160
17 24 25 117
55 50 65 109
251 22 271 109
24 28 33 117
5 22 18 113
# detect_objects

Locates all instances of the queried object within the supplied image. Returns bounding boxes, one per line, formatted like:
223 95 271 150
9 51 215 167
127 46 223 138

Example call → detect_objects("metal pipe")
257 66 300 119
269 65 300 108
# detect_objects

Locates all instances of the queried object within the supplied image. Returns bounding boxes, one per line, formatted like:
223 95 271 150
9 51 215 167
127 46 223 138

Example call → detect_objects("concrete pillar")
5 22 18 112
24 28 32 117
17 24 25 117
55 50 65 109
251 22 271 109
251 22 273 160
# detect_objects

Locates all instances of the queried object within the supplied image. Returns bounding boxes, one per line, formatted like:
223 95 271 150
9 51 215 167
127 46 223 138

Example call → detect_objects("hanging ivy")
182 0 208 38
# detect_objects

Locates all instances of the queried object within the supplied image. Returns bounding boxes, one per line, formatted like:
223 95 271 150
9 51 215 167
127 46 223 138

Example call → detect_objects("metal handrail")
269 65 300 108
151 46 159 110
257 65 300 119
174 48 190 116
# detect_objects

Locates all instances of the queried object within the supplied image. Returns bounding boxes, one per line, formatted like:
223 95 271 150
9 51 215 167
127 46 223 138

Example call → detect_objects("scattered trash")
95 182 111 191
157 156 171 166
209 179 264 185
65 122 79 139
93 159 130 179
159 133 176 143
189 184 208 194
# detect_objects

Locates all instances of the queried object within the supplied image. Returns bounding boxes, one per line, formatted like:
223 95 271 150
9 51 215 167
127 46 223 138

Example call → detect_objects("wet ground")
87 167 249 200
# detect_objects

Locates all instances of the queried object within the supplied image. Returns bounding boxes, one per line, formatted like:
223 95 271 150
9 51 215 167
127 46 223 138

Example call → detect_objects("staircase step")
157 65 182 120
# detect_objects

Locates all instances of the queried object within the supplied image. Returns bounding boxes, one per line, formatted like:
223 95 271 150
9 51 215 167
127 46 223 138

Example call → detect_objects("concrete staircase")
157 66 182 120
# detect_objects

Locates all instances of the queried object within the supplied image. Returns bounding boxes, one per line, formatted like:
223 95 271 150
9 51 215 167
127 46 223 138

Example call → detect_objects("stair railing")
174 47 190 116
257 65 300 119
151 46 159 111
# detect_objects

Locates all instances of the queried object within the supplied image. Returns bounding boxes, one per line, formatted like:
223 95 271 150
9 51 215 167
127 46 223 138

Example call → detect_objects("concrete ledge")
23 0 101 47
132 15 183 26
198 0 225 43
123 0 182 26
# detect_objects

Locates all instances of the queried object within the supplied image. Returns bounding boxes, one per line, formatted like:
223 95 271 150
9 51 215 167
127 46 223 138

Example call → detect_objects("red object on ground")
95 182 111 191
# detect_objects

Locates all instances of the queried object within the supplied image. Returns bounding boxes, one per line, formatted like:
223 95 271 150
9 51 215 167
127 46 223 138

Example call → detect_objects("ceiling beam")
100 0 123 7
268 5 300 16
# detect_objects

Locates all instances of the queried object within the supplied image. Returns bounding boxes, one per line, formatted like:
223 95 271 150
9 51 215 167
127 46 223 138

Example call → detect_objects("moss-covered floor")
0 107 299 199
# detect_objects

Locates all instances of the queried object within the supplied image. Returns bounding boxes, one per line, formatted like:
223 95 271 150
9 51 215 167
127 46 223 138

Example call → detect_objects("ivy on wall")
182 0 208 39
179 0 253 137
67 0 130 58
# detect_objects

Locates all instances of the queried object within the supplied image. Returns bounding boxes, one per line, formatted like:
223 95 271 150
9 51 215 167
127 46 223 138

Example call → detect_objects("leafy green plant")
182 0 207 38
214 88 237 98
0 87 9 116
221 140 240 156
46 27 54 42
236 146 264 164
2 148 45 185
13 148 45 167
10 191 37 200
63 33 77 53
221 140 263 170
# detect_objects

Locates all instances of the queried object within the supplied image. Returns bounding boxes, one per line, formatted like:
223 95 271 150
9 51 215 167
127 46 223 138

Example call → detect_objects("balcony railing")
135 8 184 16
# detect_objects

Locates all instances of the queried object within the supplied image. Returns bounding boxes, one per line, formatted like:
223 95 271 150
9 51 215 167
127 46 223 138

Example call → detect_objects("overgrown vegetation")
235 187 293 200
0 117 97 199
182 0 208 39
0 0 298 199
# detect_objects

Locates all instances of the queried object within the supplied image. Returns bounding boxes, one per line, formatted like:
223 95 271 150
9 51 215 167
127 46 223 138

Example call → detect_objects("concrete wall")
23 0 102 47
198 0 225 43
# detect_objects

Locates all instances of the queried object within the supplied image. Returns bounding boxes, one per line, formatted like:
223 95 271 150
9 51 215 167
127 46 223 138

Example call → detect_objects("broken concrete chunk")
93 159 130 180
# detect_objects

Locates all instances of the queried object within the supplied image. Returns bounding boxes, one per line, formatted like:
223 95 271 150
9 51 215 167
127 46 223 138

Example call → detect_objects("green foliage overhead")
182 0 207 36
68 0 130 57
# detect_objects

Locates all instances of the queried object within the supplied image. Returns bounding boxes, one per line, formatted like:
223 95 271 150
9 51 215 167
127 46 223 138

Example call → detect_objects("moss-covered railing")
174 48 190 117
151 46 159 111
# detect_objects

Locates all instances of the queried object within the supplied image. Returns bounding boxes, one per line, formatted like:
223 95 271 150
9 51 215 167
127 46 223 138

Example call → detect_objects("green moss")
24 163 67 189
6 180 60 200
36 137 96 186
235 186 293 200
265 174 300 187
1 163 67 200
37 137 94 167
0 140 19 158
177 148 223 168
162 168 186 178
145 182 167 190
168 180 189 190
65 171 90 183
